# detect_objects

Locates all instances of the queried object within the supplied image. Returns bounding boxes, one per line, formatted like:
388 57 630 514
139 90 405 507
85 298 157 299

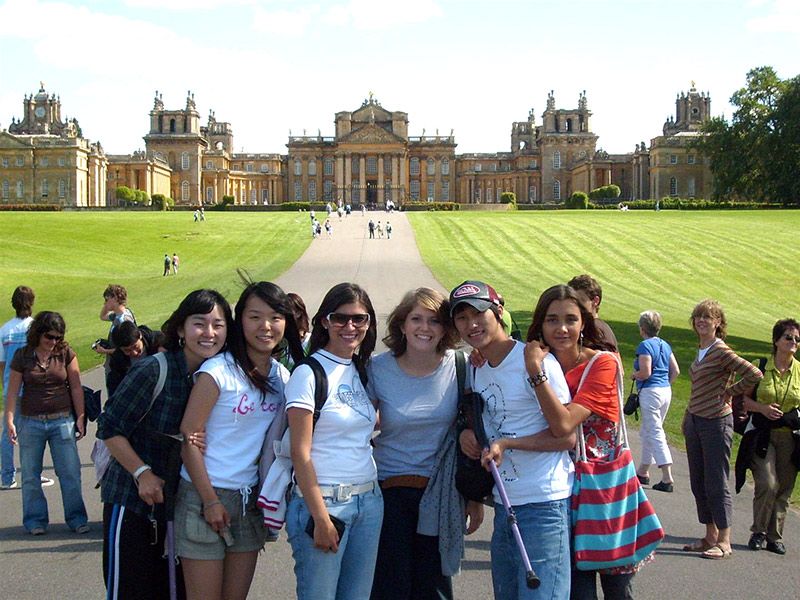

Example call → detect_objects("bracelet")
527 371 548 387
203 500 222 510
132 464 152 483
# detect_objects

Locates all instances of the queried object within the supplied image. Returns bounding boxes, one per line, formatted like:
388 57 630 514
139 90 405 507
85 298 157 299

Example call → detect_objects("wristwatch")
527 371 548 387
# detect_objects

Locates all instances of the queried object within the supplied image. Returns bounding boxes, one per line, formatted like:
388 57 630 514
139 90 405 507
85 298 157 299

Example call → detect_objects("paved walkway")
1 210 798 599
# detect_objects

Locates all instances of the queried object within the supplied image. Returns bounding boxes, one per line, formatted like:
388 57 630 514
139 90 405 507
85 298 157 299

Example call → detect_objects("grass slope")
408 210 797 499
0 211 310 371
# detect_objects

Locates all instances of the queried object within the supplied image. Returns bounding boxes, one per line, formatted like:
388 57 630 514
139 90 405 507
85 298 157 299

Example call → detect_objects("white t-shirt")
180 352 288 490
285 349 377 485
473 342 574 506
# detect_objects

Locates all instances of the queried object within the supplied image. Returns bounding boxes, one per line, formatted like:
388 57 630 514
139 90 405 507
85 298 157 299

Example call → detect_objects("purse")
571 353 665 571
623 380 639 417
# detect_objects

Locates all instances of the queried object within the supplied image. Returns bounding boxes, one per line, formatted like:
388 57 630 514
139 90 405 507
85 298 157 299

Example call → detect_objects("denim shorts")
175 478 266 560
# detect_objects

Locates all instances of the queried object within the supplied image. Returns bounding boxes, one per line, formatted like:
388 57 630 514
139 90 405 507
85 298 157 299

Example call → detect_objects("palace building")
0 84 713 207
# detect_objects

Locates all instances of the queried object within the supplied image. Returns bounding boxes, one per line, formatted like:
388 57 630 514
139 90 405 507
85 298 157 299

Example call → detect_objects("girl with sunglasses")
4 311 89 535
285 282 382 600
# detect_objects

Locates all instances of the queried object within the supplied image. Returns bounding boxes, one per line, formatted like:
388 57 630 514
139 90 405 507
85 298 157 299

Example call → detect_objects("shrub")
589 185 621 200
115 186 135 203
151 194 174 211
500 192 517 205
0 204 62 211
566 191 589 209
401 202 460 211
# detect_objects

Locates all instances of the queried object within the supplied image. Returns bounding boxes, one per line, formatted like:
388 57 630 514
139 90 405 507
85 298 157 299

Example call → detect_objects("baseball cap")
449 280 502 316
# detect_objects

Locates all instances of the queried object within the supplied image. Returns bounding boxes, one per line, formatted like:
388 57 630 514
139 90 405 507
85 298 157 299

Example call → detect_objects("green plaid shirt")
97 350 192 518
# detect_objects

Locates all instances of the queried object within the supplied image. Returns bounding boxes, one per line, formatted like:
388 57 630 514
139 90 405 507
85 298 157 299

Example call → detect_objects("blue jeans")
491 498 571 600
17 415 88 531
1 410 17 485
287 484 384 600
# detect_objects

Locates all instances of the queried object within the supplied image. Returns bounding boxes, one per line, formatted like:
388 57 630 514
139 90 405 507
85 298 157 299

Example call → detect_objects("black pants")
103 503 186 600
571 569 634 600
371 486 453 600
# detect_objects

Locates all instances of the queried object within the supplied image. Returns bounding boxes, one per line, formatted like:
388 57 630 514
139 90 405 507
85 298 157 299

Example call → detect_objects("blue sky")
0 0 797 155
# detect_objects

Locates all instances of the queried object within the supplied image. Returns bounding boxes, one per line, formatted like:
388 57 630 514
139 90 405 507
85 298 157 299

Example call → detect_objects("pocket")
180 490 220 544
59 420 75 441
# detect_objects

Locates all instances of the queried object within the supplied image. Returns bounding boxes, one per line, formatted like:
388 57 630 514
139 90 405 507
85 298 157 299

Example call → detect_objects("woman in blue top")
630 310 680 492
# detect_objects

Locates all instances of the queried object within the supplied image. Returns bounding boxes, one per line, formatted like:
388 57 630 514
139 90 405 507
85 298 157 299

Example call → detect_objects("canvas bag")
571 352 665 571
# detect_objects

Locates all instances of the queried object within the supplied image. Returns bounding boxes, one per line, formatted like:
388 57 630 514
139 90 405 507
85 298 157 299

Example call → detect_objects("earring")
178 337 185 348
579 331 584 351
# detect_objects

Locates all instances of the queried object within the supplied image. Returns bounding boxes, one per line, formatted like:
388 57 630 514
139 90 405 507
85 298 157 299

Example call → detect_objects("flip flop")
682 538 714 552
701 544 732 560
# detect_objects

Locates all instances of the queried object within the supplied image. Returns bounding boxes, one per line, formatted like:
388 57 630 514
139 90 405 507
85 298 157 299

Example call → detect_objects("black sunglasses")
783 334 800 343
43 333 64 342
326 312 370 328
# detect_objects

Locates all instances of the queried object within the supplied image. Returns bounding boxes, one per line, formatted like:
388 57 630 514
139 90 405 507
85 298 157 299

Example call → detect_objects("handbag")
623 380 639 417
571 353 665 571
454 353 495 502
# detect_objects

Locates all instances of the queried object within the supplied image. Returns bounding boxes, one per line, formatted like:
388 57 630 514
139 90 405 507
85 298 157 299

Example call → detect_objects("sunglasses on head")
326 312 370 328
44 333 63 342
783 334 800 343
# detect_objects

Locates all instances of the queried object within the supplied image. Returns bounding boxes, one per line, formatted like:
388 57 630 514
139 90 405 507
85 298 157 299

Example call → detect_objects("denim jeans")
491 497 571 600
17 415 88 531
1 411 17 486
286 484 383 600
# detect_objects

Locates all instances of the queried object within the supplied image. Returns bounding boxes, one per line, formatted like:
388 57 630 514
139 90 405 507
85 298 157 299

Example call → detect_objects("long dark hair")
308 283 377 383
162 289 233 352
27 311 68 355
527 284 615 351
228 281 305 395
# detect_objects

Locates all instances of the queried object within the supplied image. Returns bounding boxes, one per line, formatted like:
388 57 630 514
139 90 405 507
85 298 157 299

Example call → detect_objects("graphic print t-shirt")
285 349 377 485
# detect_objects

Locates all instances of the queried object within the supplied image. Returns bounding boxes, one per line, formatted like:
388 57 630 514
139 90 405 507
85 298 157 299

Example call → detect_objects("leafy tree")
500 191 516 205
588 185 620 200
115 186 135 203
151 194 174 211
567 191 589 209
695 67 799 204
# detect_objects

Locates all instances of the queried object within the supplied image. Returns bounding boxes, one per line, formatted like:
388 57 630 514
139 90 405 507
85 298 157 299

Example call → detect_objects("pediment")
0 131 33 149
339 124 405 145
352 103 393 123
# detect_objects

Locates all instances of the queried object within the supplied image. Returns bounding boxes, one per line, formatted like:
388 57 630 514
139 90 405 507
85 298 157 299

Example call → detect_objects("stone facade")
0 84 714 207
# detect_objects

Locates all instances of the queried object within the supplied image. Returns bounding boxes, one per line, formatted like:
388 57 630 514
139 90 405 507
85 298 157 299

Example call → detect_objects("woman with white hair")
631 310 680 492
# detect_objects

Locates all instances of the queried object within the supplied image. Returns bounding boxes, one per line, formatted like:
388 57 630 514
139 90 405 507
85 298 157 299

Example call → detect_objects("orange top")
565 352 620 423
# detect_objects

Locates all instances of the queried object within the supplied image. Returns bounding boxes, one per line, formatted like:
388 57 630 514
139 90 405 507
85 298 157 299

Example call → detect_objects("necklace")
35 351 51 371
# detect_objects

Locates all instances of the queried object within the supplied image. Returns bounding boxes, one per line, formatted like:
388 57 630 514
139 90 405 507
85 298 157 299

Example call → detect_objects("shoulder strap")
752 357 768 397
455 351 466 399
299 356 328 430
135 352 168 427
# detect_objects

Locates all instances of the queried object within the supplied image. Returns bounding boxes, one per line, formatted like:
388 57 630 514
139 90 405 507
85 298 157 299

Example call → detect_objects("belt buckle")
334 484 353 502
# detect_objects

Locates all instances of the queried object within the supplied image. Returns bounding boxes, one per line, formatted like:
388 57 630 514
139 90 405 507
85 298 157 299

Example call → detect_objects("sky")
0 0 798 156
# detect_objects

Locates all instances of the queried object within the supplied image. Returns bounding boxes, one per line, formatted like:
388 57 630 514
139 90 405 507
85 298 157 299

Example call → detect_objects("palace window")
324 157 334 176
16 156 24 166
351 157 359 174
206 160 214 169
441 181 449 201
41 179 49 197
669 177 677 196
529 186 537 203
1 158 8 168
294 181 302 201
261 164 269 173
324 180 333 201
529 160 538 169
294 159 302 176
441 159 450 175
309 160 317 176
351 183 360 203
246 163 254 172
553 151 561 170
1 180 8 199
16 181 24 198
366 157 377 175
241 189 246 204
427 181 435 201
384 158 392 175
206 187 214 203
182 181 190 202
410 180 420 200
250 189 257 204
553 179 561 200
427 159 435 176
262 189 270 204
687 177 695 197
687 155 696 164
308 180 317 201
486 187 492 202
474 164 481 172
410 158 420 176
58 157 65 167
41 157 48 167
181 153 190 170
58 179 66 198
670 154 678 165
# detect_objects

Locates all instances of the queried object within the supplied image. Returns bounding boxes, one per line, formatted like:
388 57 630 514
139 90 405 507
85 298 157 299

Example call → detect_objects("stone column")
377 155 384 205
359 155 366 205
399 155 407 201
344 154 352 204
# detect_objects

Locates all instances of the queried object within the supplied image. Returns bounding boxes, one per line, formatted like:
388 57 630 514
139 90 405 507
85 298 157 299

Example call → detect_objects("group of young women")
6 275 797 600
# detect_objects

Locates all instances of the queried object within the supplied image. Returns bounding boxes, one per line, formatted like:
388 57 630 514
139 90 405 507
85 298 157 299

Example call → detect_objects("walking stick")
470 391 540 590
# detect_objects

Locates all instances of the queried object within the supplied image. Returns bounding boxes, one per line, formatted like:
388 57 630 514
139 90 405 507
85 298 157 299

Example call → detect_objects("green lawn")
408 210 797 500
0 211 310 371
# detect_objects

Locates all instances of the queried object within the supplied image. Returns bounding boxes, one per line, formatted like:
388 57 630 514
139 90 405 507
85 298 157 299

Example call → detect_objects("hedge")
588 198 782 210
0 204 63 211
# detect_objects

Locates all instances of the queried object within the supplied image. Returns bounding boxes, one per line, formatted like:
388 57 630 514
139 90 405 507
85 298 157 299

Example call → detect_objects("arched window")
206 187 214 203
410 180 420 200
181 181 190 202
16 180 24 198
294 181 302 201
323 180 333 201
294 159 302 176
427 158 435 176
323 157 334 176
566 119 573 132
441 181 450 201
553 151 561 170
441 159 450 175
181 152 190 170
670 177 677 196
553 179 561 200
687 177 695 197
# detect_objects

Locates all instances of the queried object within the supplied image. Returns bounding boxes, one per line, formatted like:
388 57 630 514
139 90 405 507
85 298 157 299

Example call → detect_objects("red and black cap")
449 280 502 316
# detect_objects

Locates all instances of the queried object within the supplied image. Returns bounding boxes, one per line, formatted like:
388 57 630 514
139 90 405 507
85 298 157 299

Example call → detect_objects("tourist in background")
106 321 165 397
631 310 680 492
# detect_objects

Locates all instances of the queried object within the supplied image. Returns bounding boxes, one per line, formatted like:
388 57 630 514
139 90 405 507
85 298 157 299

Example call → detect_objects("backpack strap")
455 351 466 399
135 351 168 427
752 357 768 398
298 356 328 430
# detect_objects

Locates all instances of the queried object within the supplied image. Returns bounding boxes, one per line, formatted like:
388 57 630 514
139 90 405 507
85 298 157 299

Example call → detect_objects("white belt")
296 481 377 502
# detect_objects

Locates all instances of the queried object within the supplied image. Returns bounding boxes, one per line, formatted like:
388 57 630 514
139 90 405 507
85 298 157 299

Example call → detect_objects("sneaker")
74 524 90 534
748 532 766 551
40 476 54 487
29 527 46 536
0 480 18 490
652 481 674 493
766 541 786 555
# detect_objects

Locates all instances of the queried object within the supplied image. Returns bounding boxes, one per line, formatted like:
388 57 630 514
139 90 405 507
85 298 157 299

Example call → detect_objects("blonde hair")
690 299 727 340
383 287 460 355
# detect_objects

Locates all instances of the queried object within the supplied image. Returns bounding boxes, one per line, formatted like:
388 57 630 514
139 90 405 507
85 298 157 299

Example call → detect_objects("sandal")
683 538 714 552
701 544 732 560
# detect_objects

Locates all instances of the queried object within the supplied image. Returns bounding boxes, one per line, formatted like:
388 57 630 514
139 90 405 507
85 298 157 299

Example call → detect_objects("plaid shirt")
97 350 192 519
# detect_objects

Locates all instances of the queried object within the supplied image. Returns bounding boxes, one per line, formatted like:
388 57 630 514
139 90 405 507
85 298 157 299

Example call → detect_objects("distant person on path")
96 284 136 389
325 218 333 238
4 311 89 535
526 284 642 598
345 204 351 216
106 322 165 398
376 221 384 239
0 286 40 490
568 274 618 352
385 221 392 239
742 318 800 556
310 209 316 223
164 254 172 276
631 310 680 492
337 205 344 220
194 210 199 222
200 207 206 221
97 289 232 600
325 202 332 216
682 299 763 559
311 220 319 239
285 283 382 600
177 282 304 600
368 219 376 239
369 287 484 600
361 204 366 217
172 253 180 275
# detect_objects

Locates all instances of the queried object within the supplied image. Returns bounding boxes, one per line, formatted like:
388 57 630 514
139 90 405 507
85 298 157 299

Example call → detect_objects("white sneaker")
40 476 55 487
0 479 18 490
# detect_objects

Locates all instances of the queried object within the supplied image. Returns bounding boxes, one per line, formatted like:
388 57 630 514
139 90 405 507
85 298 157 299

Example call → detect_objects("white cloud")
122 0 256 9
322 0 444 30
252 5 318 34
746 0 800 33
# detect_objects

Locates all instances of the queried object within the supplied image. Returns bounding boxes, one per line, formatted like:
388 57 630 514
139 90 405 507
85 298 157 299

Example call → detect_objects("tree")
695 67 799 204
499 191 517 204
115 185 135 204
